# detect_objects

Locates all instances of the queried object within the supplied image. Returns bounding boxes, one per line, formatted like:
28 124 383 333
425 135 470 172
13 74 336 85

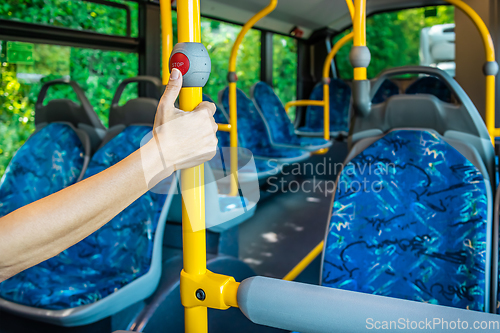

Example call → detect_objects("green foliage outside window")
200 17 261 102
334 6 454 80
273 34 297 121
0 0 139 178
0 0 138 37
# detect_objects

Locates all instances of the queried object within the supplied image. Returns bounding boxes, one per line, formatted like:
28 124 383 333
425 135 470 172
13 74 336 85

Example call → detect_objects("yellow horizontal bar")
285 100 325 114
217 123 231 132
283 241 324 281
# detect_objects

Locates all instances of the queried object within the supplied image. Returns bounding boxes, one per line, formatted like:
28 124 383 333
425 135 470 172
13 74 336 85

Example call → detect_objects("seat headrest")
108 76 163 128
109 98 159 127
34 80 104 130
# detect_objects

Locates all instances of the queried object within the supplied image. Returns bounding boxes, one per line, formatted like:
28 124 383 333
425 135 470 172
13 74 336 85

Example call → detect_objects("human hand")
142 68 218 187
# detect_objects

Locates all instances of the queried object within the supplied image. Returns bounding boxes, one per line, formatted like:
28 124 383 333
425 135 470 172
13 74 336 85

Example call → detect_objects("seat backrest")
250 81 298 145
305 79 351 133
322 129 491 311
219 86 275 151
405 76 453 103
0 123 88 218
35 79 105 153
371 79 399 104
350 66 495 185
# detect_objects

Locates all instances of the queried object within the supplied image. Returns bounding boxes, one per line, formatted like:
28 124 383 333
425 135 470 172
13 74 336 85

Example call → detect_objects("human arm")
0 69 217 282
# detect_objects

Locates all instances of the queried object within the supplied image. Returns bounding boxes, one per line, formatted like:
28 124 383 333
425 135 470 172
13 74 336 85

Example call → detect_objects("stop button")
169 42 211 87
169 52 190 75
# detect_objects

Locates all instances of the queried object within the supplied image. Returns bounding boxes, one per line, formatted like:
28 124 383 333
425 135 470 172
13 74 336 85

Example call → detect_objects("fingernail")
170 68 180 80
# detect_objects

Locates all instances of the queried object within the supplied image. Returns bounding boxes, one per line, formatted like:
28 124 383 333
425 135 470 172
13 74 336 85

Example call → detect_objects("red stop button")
169 52 190 75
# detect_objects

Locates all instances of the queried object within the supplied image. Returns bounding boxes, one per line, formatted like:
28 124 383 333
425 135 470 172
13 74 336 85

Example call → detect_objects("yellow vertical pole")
322 83 330 141
352 0 367 81
176 0 207 332
160 0 173 84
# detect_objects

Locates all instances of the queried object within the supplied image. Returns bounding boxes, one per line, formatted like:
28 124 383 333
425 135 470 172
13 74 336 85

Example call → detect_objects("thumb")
160 68 183 108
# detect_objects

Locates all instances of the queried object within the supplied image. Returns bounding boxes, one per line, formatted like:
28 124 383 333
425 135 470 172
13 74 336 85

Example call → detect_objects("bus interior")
1 0 500 332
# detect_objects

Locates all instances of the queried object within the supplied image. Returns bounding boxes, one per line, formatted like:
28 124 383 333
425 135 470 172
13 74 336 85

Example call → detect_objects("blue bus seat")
0 76 176 326
0 79 103 219
203 93 282 182
295 79 398 138
0 123 88 218
322 129 491 311
406 76 453 103
250 81 332 152
295 79 352 138
219 86 310 163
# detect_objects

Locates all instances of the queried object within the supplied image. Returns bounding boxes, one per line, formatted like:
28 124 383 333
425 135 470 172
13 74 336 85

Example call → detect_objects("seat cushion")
298 79 351 134
406 76 453 103
220 87 308 159
252 82 330 149
0 126 166 310
372 79 399 104
323 130 488 311
0 123 85 218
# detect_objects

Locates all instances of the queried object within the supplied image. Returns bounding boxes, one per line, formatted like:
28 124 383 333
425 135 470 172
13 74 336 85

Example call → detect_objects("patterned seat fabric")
220 87 308 159
0 123 84 218
297 79 352 134
251 82 329 148
372 79 400 104
323 130 488 311
0 126 167 310
405 76 453 103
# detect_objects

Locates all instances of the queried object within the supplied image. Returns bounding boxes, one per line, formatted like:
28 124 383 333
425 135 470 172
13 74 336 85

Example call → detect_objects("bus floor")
239 140 348 283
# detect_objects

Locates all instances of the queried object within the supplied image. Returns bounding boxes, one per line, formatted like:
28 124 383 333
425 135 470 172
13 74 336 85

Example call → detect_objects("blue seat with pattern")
406 76 453 103
204 94 281 180
0 79 104 219
295 79 352 137
296 79 399 138
0 126 167 309
250 82 332 152
322 129 490 311
0 123 87 218
219 86 310 163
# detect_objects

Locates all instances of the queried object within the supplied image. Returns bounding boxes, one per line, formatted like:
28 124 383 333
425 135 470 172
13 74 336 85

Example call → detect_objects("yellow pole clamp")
180 269 240 309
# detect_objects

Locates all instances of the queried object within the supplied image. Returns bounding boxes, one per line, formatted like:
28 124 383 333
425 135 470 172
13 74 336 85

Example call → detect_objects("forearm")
0 140 166 282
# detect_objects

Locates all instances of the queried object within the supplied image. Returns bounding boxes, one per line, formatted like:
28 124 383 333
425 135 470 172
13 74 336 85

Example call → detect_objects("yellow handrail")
444 0 499 142
285 1 354 153
284 100 325 114
227 0 278 195
322 32 354 142
283 241 324 281
175 1 208 332
160 0 173 84
352 0 367 81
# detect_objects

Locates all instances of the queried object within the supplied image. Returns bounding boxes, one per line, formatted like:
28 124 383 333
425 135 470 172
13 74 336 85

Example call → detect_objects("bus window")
273 34 297 121
334 5 454 80
200 18 261 100
0 0 138 37
0 42 138 178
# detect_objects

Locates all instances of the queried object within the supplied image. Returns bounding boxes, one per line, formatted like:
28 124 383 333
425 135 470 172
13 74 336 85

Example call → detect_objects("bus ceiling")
185 0 450 38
